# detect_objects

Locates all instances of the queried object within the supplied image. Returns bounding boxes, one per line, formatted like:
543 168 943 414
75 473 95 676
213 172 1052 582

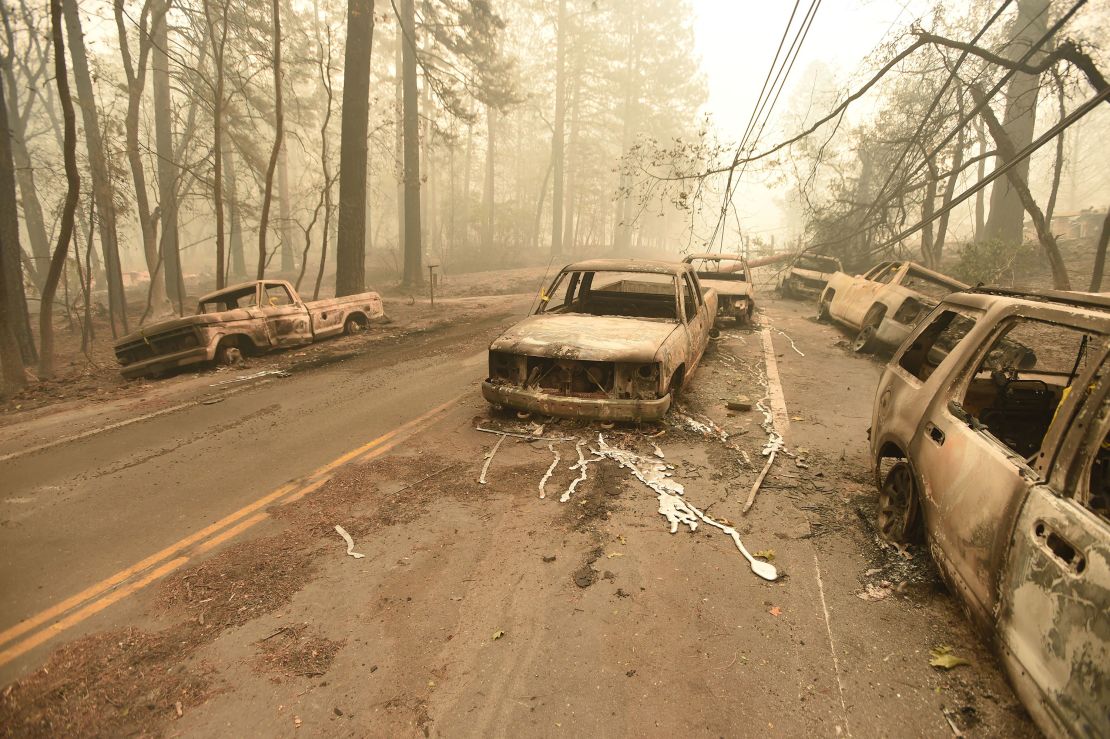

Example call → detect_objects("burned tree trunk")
0 74 33 381
257 0 284 279
63 0 128 335
982 0 1048 246
400 0 422 286
152 0 183 310
39 0 81 378
335 0 373 296
549 0 566 257
974 87 1070 290
224 146 245 278
202 0 228 289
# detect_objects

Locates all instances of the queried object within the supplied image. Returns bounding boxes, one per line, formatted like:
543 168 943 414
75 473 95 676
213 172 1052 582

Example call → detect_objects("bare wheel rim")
878 463 913 540
852 323 876 352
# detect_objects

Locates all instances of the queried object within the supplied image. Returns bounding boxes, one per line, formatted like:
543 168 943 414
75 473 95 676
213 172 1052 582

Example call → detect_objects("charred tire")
852 307 884 353
818 292 833 321
878 461 924 544
669 368 686 398
344 314 367 335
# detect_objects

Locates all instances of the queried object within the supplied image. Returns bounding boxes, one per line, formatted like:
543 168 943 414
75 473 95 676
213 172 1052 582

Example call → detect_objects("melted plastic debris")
209 369 291 386
539 443 561 499
673 409 729 442
594 435 777 581
334 525 366 559
560 440 601 503
774 328 805 357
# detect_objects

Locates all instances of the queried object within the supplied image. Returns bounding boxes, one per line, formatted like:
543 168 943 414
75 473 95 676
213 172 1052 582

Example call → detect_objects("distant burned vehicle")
482 259 717 421
781 253 842 299
682 253 755 324
870 287 1109 738
820 260 968 353
114 280 384 379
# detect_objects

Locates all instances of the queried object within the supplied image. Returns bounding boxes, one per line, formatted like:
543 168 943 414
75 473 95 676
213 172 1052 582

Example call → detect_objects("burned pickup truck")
871 287 1108 738
682 253 755 325
781 252 842 300
820 260 968 353
482 259 717 422
114 280 384 378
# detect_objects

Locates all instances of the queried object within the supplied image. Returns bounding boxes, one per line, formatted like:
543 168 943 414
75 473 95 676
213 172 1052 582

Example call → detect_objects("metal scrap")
479 434 506 485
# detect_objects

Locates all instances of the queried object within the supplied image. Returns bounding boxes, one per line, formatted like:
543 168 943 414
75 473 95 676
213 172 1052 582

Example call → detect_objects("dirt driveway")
0 292 1035 737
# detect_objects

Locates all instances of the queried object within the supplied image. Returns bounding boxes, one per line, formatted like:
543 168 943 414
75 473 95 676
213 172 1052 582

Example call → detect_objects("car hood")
699 278 753 298
490 314 679 363
114 310 252 347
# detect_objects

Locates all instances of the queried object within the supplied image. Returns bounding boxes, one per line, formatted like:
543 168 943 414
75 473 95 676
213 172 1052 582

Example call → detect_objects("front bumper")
481 381 672 422
117 344 215 379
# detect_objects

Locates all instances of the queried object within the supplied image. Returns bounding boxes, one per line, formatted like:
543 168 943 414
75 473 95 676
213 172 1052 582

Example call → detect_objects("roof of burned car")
560 258 689 275
941 286 1110 320
197 279 291 302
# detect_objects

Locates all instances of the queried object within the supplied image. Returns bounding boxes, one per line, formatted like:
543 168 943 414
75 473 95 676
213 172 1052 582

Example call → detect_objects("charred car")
820 260 968 353
114 280 384 378
681 253 755 324
482 259 717 421
870 287 1109 738
781 253 842 299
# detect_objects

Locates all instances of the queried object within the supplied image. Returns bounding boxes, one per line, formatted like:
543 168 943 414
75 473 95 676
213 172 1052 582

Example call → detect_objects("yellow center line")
0 394 464 667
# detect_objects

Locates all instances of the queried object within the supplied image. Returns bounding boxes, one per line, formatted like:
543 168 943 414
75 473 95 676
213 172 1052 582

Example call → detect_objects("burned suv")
870 287 1108 738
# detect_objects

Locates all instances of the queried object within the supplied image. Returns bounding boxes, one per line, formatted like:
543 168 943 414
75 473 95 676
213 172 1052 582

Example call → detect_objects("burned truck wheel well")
669 365 686 395
216 334 256 356
344 312 370 332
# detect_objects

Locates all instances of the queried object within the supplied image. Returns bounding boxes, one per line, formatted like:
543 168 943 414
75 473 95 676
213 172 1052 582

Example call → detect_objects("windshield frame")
536 268 681 323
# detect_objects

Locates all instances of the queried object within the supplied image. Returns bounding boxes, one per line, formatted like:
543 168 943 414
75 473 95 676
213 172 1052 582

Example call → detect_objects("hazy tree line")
628 0 1108 290
0 0 706 393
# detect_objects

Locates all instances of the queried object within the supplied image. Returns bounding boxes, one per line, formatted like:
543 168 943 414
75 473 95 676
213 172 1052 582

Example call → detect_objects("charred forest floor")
0 277 1038 738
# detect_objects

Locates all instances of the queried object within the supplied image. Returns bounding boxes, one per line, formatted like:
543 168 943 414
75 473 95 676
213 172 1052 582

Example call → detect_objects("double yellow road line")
0 395 461 669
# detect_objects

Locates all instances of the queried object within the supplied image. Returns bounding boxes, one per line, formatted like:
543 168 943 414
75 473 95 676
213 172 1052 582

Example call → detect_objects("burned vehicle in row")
870 287 1109 738
482 259 717 422
681 253 755 325
820 260 968 353
780 253 842 299
114 280 384 379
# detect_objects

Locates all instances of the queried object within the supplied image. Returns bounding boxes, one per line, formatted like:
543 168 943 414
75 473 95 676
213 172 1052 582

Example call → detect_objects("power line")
736 0 804 155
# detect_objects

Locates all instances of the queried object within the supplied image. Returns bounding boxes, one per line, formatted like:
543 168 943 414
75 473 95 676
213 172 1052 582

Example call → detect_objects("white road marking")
814 553 853 737
759 327 790 439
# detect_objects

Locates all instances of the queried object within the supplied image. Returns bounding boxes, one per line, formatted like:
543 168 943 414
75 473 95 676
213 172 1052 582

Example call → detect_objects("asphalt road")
0 291 1038 738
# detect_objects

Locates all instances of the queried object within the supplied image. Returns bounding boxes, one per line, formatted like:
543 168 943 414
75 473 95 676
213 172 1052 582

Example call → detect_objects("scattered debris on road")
209 369 291 386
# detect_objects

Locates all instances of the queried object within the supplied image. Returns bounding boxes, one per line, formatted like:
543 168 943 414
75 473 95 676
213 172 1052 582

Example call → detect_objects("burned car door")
914 317 1104 628
260 283 312 347
999 345 1109 737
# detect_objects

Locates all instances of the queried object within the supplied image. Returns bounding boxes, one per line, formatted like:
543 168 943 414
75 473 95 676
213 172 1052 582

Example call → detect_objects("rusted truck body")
820 260 968 353
482 259 717 422
682 253 755 324
114 280 384 378
781 253 842 299
870 287 1109 738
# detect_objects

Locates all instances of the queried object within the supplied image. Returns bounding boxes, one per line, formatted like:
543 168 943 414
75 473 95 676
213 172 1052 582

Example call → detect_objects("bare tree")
0 74 29 390
256 0 284 279
38 0 81 378
400 0 422 286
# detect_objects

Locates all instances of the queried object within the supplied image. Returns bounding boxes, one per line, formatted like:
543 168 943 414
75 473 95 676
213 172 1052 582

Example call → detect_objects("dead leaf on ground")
769 606 782 617
752 549 775 561
492 630 505 640
929 646 971 670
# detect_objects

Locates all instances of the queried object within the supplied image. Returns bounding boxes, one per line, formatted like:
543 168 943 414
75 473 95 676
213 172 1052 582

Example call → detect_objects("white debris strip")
594 435 778 581
209 369 291 386
560 440 600 503
479 434 506 485
674 409 729 442
539 443 561 499
652 443 665 458
334 525 366 559
774 328 805 357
